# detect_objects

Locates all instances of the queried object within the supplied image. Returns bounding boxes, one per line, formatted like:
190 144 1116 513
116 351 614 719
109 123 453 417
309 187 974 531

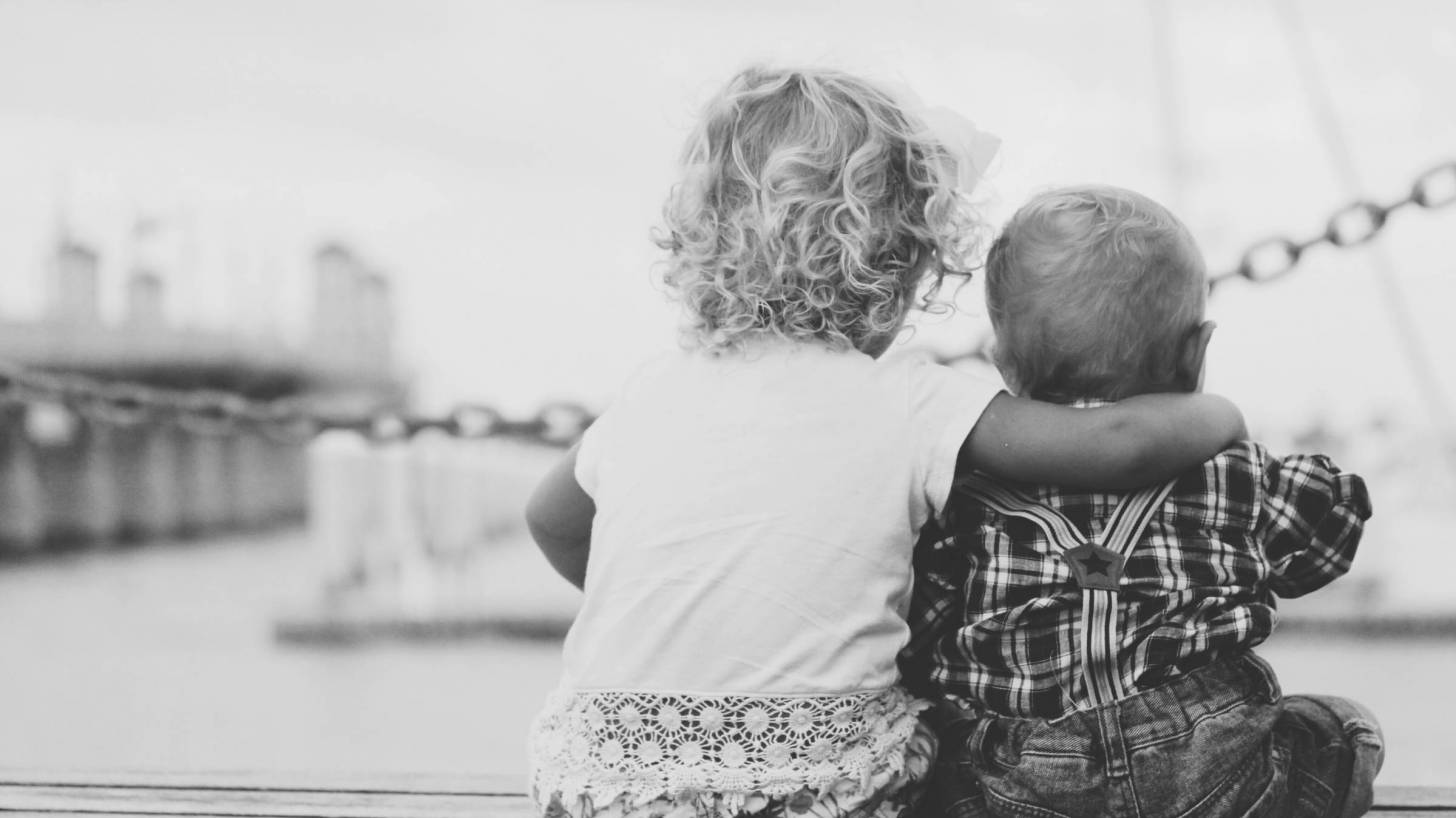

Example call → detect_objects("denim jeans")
919 653 1384 818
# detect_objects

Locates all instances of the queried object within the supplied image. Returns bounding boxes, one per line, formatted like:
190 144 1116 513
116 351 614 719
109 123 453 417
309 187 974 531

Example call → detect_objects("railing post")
307 430 373 594
113 424 183 542
33 407 120 546
176 432 231 537
0 405 46 554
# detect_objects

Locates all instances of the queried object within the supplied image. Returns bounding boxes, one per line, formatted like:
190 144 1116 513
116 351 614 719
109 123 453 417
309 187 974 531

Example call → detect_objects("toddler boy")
901 185 1382 817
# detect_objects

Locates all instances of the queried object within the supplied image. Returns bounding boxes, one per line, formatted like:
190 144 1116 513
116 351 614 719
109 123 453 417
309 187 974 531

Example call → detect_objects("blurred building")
0 234 405 553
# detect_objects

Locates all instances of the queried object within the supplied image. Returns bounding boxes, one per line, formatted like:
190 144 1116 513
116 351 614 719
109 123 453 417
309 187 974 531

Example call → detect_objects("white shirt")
565 340 1001 695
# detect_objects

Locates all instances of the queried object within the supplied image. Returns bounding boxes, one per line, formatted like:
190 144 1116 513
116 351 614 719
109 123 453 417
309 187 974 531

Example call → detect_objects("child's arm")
1256 450 1371 598
524 444 595 590
962 392 1247 490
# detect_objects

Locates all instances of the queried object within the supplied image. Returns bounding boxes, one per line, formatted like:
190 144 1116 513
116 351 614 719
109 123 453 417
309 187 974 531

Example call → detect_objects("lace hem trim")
529 687 926 806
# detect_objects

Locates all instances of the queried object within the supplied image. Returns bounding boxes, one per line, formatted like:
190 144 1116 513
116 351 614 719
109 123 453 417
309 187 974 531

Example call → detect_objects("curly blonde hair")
656 66 982 354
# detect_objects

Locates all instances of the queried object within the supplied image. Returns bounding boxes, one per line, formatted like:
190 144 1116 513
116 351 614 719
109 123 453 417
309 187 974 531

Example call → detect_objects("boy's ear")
1177 321 1216 392
989 339 1022 396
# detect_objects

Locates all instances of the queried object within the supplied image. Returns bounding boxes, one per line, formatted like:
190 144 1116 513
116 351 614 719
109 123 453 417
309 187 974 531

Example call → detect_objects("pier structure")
0 236 404 554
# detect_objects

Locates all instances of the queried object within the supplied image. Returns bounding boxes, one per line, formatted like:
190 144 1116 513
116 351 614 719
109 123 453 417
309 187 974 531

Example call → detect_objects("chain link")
1212 160 1456 290
445 404 503 438
0 360 593 448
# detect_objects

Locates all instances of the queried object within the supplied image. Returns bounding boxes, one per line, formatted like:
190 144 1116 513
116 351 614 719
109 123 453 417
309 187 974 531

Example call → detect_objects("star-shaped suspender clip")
1062 543 1124 592
1080 551 1113 575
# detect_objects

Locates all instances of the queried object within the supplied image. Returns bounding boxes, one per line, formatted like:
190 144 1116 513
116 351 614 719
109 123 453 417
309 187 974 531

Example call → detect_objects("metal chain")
0 360 593 447
4 161 1449 442
1210 160 1456 289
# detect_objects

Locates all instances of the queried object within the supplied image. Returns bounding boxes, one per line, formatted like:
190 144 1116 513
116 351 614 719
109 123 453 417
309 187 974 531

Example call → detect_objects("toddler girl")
525 66 1244 818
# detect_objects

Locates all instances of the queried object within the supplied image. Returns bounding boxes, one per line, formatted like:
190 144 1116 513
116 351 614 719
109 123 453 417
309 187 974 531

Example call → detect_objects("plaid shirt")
899 440 1371 719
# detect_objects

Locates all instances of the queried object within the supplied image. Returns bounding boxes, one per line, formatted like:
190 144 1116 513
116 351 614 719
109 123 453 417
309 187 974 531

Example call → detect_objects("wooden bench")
0 771 1451 817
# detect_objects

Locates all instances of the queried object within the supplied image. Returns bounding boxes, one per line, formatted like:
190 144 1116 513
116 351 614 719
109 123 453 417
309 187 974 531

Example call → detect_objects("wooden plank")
1 771 1452 816
0 784 534 818
0 771 533 818
0 770 524 796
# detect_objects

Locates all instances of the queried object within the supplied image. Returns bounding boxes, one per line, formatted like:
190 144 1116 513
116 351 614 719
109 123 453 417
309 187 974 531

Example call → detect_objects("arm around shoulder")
524 444 596 590
962 391 1247 490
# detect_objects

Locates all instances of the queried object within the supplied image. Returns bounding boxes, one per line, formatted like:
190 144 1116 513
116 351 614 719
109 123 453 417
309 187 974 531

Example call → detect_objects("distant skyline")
1 0 1453 439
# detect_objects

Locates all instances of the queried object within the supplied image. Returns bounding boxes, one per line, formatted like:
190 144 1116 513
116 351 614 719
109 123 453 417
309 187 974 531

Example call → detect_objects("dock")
0 771 1451 817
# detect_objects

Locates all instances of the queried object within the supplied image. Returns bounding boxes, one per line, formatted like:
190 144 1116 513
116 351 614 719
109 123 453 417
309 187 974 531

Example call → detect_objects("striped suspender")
957 475 1177 707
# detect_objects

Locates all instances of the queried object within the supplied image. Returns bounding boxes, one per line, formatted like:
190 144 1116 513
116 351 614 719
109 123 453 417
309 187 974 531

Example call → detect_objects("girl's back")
525 66 995 817
566 341 995 694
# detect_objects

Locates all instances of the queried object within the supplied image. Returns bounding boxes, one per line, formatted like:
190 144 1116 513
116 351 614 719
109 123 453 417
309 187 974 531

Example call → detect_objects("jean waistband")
981 652 1283 755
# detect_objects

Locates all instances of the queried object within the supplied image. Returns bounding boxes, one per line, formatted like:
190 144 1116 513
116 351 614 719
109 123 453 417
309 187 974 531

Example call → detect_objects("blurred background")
0 0 1453 787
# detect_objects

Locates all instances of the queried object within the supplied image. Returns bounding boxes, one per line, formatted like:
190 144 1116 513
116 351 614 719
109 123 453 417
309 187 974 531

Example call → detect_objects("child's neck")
1030 379 1191 405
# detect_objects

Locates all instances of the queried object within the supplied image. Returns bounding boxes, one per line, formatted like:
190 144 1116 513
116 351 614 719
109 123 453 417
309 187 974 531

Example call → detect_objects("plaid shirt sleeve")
898 516 963 699
1255 451 1372 598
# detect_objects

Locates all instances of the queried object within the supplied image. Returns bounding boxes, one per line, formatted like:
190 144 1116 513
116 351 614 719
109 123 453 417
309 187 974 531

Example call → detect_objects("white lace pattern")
529 686 926 808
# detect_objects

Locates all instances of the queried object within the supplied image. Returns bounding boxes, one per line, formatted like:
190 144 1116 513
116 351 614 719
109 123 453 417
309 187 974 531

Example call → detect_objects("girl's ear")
1177 321 1217 392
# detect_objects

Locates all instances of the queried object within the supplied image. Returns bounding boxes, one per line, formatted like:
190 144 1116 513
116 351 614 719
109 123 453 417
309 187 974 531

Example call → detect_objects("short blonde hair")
656 66 981 354
984 185 1206 401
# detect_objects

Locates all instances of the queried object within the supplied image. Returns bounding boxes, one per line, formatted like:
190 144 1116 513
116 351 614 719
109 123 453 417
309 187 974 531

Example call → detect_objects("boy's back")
901 438 1370 720
905 185 1384 817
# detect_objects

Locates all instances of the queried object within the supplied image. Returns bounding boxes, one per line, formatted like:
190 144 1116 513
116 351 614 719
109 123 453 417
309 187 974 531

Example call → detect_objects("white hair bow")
919 104 1001 194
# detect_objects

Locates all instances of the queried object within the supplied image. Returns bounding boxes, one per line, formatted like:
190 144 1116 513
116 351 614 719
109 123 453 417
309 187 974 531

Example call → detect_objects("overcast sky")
1 0 1453 438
